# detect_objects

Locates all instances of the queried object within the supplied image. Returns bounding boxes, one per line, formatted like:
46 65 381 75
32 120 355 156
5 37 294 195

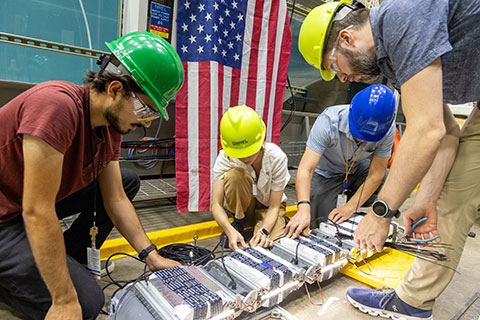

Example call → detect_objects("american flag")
175 0 292 212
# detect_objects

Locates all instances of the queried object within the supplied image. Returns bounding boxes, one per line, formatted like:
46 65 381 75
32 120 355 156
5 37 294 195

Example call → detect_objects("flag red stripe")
198 61 212 210
262 0 280 129
272 14 292 144
229 67 241 109
175 61 190 212
217 64 224 153
245 0 265 109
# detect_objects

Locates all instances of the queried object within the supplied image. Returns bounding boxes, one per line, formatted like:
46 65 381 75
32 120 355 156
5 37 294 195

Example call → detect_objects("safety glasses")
328 25 353 75
132 92 161 121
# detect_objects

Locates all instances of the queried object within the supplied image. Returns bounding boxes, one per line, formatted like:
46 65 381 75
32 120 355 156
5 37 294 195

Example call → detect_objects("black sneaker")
346 287 433 320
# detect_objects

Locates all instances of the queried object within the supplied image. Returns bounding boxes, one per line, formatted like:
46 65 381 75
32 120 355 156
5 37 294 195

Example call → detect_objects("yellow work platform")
341 248 415 289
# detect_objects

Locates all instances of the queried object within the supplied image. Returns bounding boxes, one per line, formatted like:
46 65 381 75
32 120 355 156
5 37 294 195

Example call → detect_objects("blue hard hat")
348 84 396 142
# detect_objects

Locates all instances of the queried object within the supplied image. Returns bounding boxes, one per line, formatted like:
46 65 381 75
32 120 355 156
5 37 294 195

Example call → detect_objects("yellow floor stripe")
100 205 299 260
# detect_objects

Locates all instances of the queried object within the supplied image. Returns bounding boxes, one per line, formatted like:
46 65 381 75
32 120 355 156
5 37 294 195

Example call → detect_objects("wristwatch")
258 227 270 237
372 200 400 218
139 243 157 261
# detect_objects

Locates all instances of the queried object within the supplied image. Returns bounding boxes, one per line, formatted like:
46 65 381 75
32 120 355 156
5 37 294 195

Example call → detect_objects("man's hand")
226 229 248 250
249 231 273 248
45 300 82 320
403 202 441 243
145 252 181 271
284 206 310 239
354 212 390 251
328 206 354 224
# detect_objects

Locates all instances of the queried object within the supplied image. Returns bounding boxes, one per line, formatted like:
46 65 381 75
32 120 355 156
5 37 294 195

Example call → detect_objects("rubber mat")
340 247 415 289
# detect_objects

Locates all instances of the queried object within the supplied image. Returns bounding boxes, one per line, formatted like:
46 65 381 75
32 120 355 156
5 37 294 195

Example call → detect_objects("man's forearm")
376 124 445 210
260 207 280 233
212 202 233 232
104 198 154 252
414 108 460 206
295 169 313 202
24 210 78 303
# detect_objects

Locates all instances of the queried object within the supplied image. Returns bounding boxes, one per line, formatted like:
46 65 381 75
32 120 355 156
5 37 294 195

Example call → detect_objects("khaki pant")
223 167 286 240
396 107 480 310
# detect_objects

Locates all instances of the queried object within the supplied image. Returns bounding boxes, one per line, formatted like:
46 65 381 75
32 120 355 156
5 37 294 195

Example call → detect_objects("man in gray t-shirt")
298 0 480 319
295 102 395 228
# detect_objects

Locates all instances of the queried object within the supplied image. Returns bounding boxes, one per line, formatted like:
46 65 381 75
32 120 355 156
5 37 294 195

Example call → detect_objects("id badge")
336 193 347 208
87 247 101 280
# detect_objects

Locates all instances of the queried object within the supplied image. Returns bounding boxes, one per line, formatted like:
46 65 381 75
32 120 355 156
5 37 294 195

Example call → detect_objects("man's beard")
104 101 141 135
340 46 381 83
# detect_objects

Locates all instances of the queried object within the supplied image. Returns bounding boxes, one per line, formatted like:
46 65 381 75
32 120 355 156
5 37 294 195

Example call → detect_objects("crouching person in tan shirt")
211 105 290 250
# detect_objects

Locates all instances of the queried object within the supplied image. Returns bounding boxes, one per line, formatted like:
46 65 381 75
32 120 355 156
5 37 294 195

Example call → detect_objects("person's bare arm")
98 161 180 270
285 146 321 238
355 57 447 251
329 156 389 224
402 104 460 238
249 189 283 247
22 135 82 320
211 179 247 250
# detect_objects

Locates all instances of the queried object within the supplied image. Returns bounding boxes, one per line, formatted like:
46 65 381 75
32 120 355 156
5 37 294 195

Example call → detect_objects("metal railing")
0 32 108 59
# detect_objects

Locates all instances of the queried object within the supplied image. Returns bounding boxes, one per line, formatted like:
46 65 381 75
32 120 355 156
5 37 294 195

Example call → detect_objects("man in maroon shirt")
0 32 184 319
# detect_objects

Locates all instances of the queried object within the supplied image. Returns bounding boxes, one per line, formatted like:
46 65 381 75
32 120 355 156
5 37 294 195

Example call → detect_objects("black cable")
100 252 149 316
289 0 296 24
292 237 301 265
103 252 145 291
109 269 153 316
220 237 237 290
157 243 215 266
281 77 297 132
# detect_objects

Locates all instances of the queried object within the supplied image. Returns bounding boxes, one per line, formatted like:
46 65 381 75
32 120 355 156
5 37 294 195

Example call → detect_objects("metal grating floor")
134 170 298 202
133 178 177 201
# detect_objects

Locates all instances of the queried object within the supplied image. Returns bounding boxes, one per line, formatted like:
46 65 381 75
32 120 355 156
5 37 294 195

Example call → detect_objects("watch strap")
258 227 270 237
139 243 157 261
297 200 311 206
385 209 401 219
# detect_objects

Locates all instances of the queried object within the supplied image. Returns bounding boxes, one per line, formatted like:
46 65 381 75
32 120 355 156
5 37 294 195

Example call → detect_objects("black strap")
259 227 270 237
139 243 157 261
297 200 311 206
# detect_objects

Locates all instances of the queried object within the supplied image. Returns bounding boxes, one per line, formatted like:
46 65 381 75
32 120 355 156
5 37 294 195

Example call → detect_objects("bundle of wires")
326 219 452 266
383 242 451 264
157 243 216 266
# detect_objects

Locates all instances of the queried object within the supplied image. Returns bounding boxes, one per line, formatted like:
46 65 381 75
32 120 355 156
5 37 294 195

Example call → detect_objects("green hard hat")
105 31 184 120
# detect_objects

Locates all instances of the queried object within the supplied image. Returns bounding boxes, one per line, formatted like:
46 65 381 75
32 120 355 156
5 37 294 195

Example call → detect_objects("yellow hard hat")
298 0 351 81
220 105 266 158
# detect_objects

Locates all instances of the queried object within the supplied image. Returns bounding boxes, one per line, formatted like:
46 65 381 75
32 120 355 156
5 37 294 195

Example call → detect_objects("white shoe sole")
346 294 433 320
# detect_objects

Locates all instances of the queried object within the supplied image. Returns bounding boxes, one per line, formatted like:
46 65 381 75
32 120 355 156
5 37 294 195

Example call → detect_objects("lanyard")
344 139 364 189
89 131 103 248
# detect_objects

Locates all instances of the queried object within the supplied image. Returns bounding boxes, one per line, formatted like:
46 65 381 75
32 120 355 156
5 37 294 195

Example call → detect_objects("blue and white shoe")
346 287 433 320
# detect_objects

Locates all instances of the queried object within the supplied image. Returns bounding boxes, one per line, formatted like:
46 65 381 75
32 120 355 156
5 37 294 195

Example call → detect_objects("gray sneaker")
346 287 433 320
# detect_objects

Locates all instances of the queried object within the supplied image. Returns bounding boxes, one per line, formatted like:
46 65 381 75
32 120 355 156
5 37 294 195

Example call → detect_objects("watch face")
373 201 387 216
